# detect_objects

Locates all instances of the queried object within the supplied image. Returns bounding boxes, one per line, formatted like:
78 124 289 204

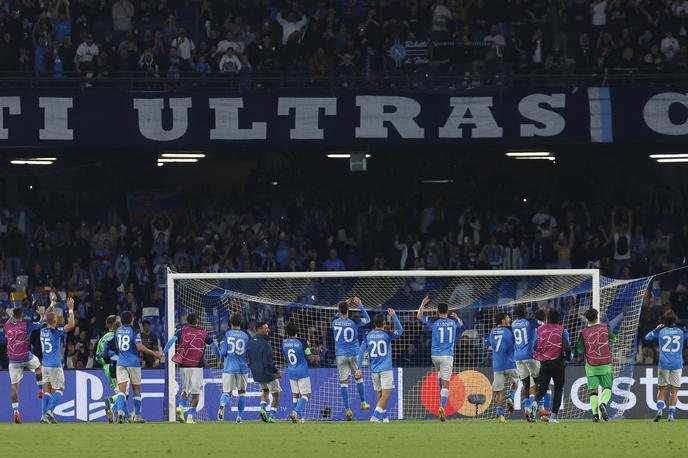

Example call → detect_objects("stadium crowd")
0 188 687 369
0 0 687 86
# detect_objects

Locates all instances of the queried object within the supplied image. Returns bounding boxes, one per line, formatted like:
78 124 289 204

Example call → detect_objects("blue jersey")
421 316 463 357
357 314 403 373
645 326 688 370
115 325 142 368
484 326 516 371
40 326 65 368
332 304 371 357
282 338 310 380
219 329 249 374
511 318 537 361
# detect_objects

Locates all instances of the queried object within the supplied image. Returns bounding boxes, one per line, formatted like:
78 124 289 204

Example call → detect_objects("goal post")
164 268 648 422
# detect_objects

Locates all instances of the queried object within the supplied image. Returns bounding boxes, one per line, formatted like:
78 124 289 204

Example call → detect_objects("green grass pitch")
1 420 684 457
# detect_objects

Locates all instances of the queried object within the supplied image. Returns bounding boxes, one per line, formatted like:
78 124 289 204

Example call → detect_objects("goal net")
165 269 651 422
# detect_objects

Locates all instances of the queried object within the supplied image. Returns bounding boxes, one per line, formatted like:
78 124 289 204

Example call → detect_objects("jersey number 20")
369 340 388 357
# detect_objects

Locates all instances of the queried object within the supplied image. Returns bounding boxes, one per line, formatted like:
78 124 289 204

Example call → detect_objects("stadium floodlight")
157 158 199 163
656 158 688 163
10 160 54 165
506 151 550 157
513 156 555 161
161 153 206 158
327 153 372 159
165 268 651 422
650 154 688 159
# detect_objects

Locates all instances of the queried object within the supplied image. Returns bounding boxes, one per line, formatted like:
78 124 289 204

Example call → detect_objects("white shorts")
289 377 312 395
336 356 358 380
260 379 282 394
180 367 204 395
8 355 40 384
372 370 394 391
116 366 142 386
432 355 454 381
222 373 248 393
516 359 541 381
492 369 519 392
658 369 682 388
42 366 66 391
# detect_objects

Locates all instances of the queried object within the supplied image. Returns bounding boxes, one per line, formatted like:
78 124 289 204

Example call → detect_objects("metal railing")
0 69 684 91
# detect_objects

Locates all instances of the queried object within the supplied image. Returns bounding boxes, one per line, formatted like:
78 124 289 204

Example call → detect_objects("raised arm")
296 14 308 28
353 296 371 325
627 210 633 233
610 208 617 234
450 311 463 329
389 308 403 339
64 297 76 333
644 324 662 341
416 295 429 322
356 337 367 369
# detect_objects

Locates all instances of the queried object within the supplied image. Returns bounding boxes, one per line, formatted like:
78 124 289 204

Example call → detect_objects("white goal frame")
165 268 600 422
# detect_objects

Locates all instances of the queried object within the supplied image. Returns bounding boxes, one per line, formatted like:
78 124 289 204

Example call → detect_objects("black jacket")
247 333 279 383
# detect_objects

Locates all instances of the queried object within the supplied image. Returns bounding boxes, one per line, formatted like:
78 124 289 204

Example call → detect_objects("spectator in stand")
112 0 135 38
661 30 680 63
171 29 195 71
482 235 505 270
53 0 72 44
308 47 333 78
276 9 308 46
323 248 345 271
141 320 161 368
140 48 160 78
219 47 242 73
554 226 575 269
75 34 98 79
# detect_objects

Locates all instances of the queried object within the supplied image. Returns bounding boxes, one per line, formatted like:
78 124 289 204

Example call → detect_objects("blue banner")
0 366 683 421
0 89 605 148
3 88 687 148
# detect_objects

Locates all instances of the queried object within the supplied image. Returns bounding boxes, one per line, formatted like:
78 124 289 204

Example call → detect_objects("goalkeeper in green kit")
95 315 121 423
576 308 616 422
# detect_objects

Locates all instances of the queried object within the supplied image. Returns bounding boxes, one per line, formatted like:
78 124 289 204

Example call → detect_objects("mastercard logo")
420 370 493 417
